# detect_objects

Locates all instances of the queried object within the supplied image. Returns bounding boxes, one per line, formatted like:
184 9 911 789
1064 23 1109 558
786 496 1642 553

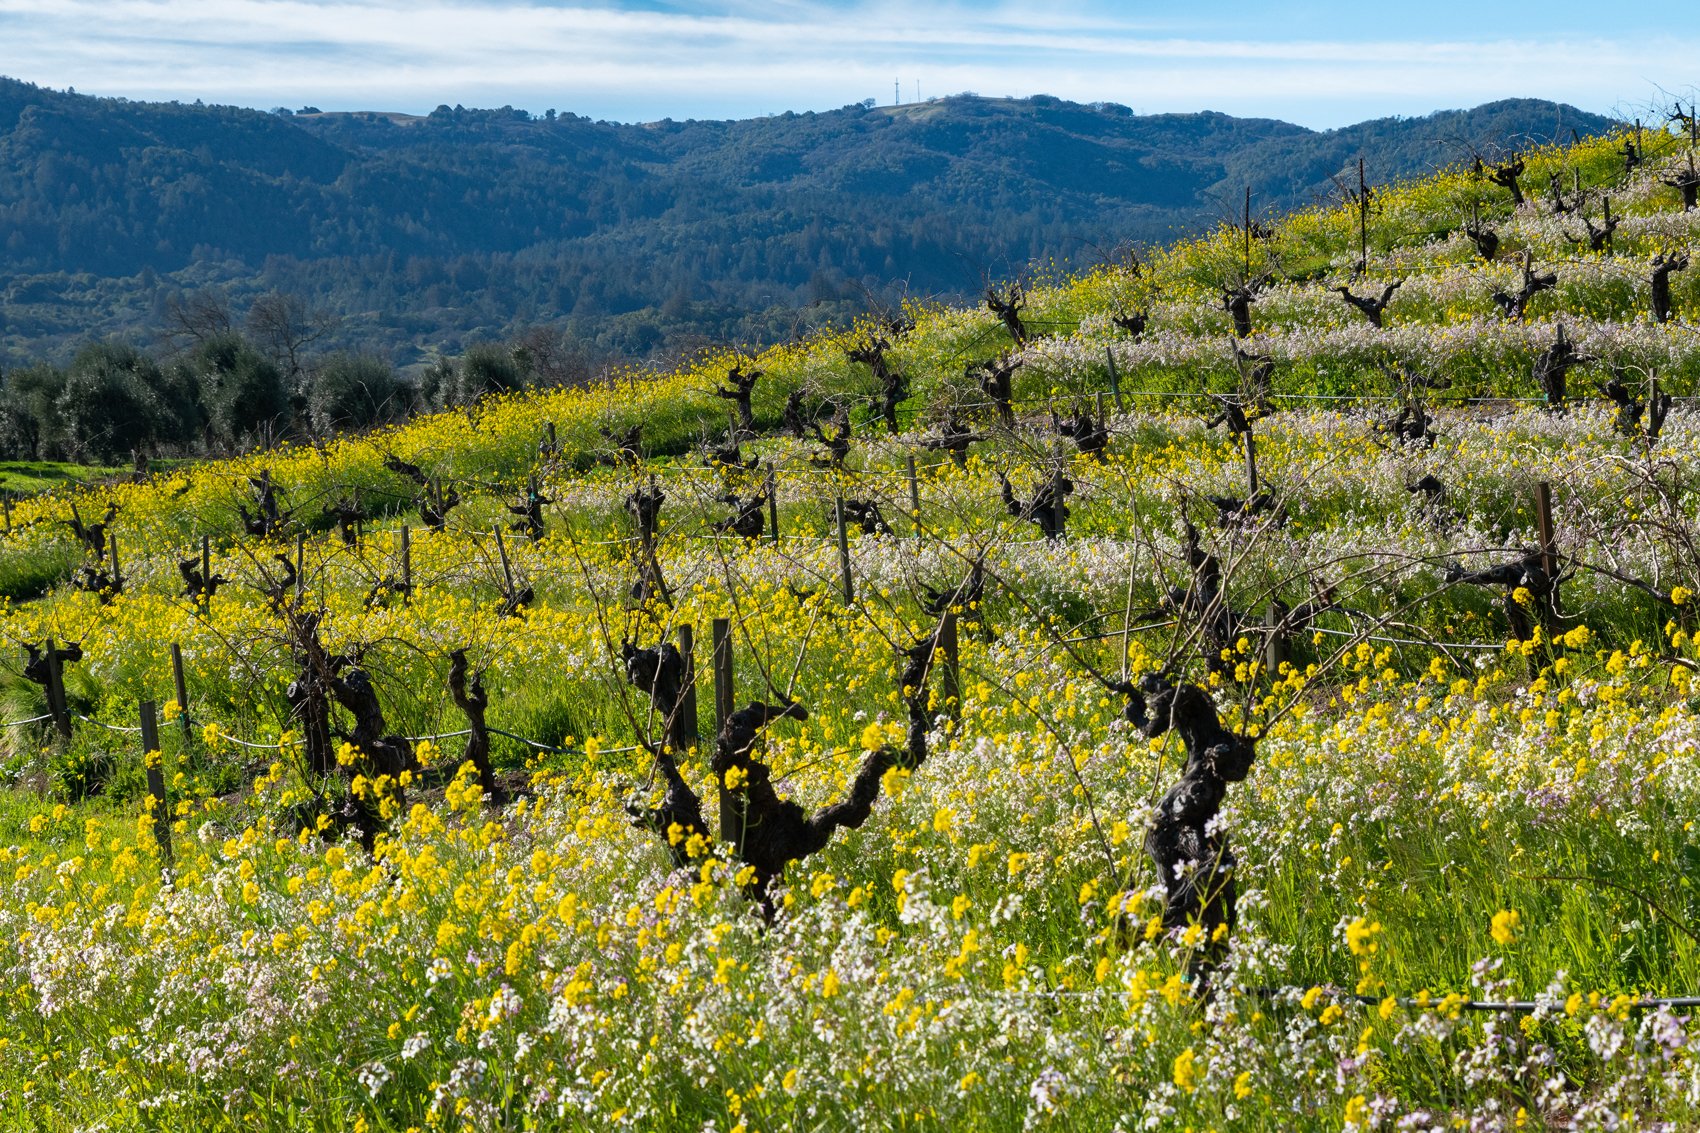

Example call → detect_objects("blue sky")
0 0 1692 127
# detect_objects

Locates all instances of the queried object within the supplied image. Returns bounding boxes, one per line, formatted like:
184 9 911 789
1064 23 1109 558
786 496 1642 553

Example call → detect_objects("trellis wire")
989 984 1700 1014
66 712 642 757
1307 625 1505 652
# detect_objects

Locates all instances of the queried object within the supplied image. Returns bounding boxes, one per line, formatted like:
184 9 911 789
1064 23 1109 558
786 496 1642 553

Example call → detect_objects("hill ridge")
0 76 1615 367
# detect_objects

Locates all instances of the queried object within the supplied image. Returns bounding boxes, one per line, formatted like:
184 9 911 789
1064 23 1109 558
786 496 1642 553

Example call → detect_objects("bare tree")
1463 207 1501 262
1533 324 1589 408
511 324 598 389
1566 197 1618 254
246 292 337 382
985 285 1029 345
1333 280 1402 328
1620 122 1644 174
1662 156 1700 211
1479 154 1526 206
163 290 233 350
448 648 504 803
1112 310 1149 339
1596 371 1672 441
1110 675 1257 985
624 629 942 917
847 336 908 435
1492 253 1558 322
1219 275 1271 338
714 363 762 435
921 413 983 467
1651 251 1689 323
972 352 1021 428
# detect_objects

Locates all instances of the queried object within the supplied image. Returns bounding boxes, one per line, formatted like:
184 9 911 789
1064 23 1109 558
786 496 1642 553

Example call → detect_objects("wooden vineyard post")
1095 391 1107 423
494 526 517 596
906 455 922 541
140 700 172 866
1104 346 1125 413
399 524 412 597
1533 479 1564 624
1534 481 1557 581
1264 605 1288 675
766 469 780 545
294 533 306 600
1051 460 1068 539
711 618 737 847
1243 184 1253 274
171 643 193 750
200 535 213 613
674 623 698 754
44 636 71 740
834 497 854 604
939 612 961 721
109 531 123 592
711 618 734 732
1243 428 1260 496
527 476 540 540
1356 157 1370 271
1532 479 1563 636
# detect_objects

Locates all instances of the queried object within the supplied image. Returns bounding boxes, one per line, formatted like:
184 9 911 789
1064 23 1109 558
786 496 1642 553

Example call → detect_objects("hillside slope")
4 122 1700 1130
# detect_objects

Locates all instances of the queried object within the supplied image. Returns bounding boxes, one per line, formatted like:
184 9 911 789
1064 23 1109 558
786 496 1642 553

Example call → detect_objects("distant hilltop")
0 78 1617 367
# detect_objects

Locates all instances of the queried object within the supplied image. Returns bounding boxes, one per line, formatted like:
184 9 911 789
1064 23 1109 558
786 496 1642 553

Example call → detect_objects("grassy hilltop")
1 124 1700 1129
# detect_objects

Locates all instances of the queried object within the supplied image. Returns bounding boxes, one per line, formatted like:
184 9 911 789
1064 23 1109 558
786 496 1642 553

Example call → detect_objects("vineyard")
3 122 1700 1130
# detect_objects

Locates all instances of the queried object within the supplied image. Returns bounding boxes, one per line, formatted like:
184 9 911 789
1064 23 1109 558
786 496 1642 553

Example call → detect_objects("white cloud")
0 0 1691 124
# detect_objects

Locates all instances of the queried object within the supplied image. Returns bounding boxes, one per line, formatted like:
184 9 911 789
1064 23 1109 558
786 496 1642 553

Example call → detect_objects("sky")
0 0 1693 128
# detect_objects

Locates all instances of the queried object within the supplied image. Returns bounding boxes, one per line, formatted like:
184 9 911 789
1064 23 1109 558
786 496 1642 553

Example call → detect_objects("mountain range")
0 77 1617 369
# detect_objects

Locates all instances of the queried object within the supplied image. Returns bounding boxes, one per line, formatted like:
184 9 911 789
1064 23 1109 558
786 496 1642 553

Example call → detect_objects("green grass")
0 460 124 496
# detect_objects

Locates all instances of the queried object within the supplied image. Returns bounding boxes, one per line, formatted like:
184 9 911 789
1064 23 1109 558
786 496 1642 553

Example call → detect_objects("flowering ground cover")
2 126 1700 1130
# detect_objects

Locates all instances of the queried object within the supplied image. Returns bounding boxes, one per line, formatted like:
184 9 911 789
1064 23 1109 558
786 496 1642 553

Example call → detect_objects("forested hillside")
0 78 1614 365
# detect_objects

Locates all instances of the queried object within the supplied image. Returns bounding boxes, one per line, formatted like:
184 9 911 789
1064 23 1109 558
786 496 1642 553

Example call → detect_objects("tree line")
0 290 597 463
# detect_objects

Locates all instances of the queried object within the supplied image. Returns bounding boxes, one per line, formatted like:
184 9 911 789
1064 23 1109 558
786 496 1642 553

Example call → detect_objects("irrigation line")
988 983 1700 1014
76 714 143 734
1303 988 1700 1015
487 726 564 752
55 713 642 759
943 389 1554 409
216 733 304 750
39 703 900 774
486 726 647 755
